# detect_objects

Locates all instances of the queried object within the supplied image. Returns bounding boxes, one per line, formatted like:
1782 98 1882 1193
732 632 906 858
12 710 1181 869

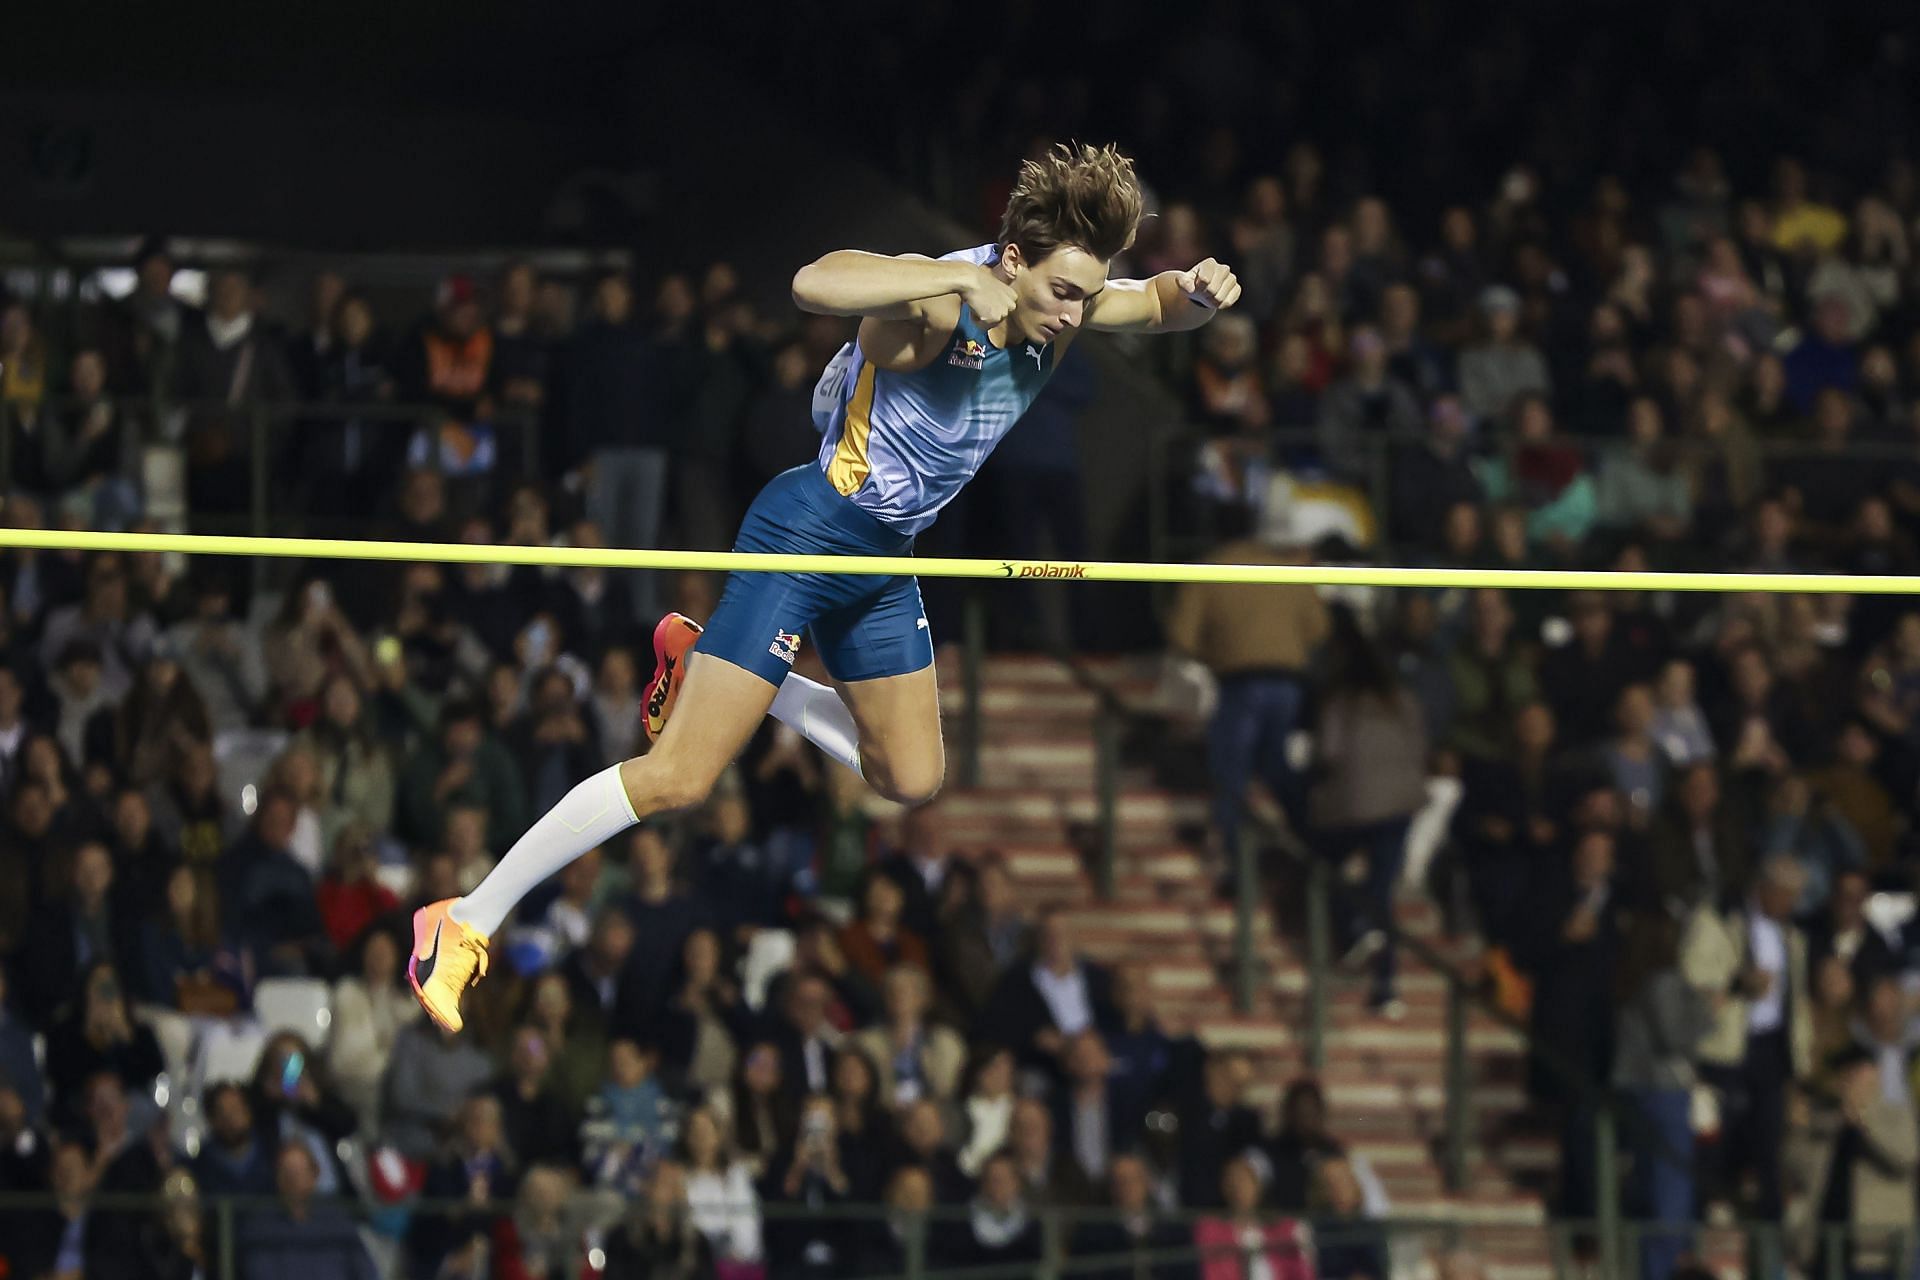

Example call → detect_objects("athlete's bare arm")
792 250 1011 325
1084 258 1242 333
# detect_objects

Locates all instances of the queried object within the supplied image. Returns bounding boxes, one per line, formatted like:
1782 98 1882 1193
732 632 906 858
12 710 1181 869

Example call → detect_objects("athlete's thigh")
626 650 779 811
813 576 944 793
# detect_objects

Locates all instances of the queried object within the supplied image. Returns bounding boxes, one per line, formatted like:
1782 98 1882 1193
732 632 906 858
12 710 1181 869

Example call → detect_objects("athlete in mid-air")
411 143 1241 1031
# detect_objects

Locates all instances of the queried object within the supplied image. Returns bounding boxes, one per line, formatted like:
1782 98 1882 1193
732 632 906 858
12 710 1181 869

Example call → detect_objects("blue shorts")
700 464 933 687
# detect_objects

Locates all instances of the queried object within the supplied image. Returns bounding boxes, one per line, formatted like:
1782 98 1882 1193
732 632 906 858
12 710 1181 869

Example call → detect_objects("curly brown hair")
998 142 1144 263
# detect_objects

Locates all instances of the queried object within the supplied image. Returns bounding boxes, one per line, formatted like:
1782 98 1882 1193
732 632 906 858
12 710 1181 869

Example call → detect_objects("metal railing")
1 1189 1906 1280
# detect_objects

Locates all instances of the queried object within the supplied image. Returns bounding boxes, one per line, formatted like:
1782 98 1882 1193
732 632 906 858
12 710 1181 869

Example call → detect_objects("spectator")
521 971 607 1118
986 905 1113 1077
1309 605 1428 1015
235 1142 376 1280
382 1019 497 1160
1167 510 1330 855
930 855 1027 1025
956 1150 1045 1272
327 927 417 1133
590 647 644 768
13 1140 95 1280
313 826 397 954
1596 397 1692 540
0 966 43 1128
1806 1047 1918 1280
170 269 296 524
1614 912 1712 1280
492 1164 582 1280
397 699 527 859
1310 1156 1390 1280
193 1082 277 1197
838 872 929 986
509 665 600 817
764 1094 855 1278
719 1041 796 1181
1069 1153 1188 1280
1783 293 1861 412
120 1168 212 1280
550 270 674 622
890 1097 969 1204
680 1106 764 1276
490 260 549 412
1317 325 1422 480
1390 394 1484 551
41 555 156 702
582 1038 669 1193
1444 590 1540 762
295 673 397 853
1521 830 1622 1218
217 788 331 976
489 1025 582 1173
1190 313 1270 435
149 739 231 868
602 1159 715 1280
825 1048 888 1201
1645 763 1749 916
1807 870 1899 989
139 863 238 1013
1176 1050 1263 1210
854 1164 955 1275
409 1092 519 1278
1193 1157 1315 1280
1541 591 1640 749
955 1045 1017 1179
262 577 373 722
1651 659 1715 768
1482 395 1597 551
1458 285 1551 424
43 958 161 1118
1053 1030 1139 1188
251 1033 357 1196
1687 854 1813 1220
851 963 964 1110
24 839 141 1025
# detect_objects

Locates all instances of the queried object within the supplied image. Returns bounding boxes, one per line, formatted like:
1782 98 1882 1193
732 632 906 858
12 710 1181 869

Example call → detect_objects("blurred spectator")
382 1020 496 1160
399 274 493 428
1390 394 1483 551
1596 398 1691 540
192 1082 277 1197
582 1038 669 1193
590 647 644 767
1318 326 1421 480
162 572 265 736
1008 1094 1095 1207
680 1106 764 1276
236 1141 376 1280
956 1150 1045 1271
1806 870 1899 989
931 854 1028 1024
409 1092 519 1278
986 905 1113 1076
955 1044 1017 1179
41 555 156 701
1054 1030 1139 1188
891 1097 968 1204
1176 1050 1262 1210
314 826 397 954
1614 913 1712 1280
492 1164 582 1280
0 966 43 1127
24 840 140 1025
13 1140 96 1280
139 863 238 1013
1190 313 1270 433
1651 659 1714 768
1310 606 1428 1015
1805 1046 1918 1280
838 874 927 992
875 803 953 942
1645 763 1748 917
217 788 331 976
655 927 750 1096
1194 1157 1314 1280
263 577 372 723
296 674 397 854
602 1159 716 1280
551 271 673 622
764 1094 855 1277
1310 1156 1390 1280
327 927 417 1133
1688 854 1812 1220
1166 517 1329 856
853 1164 952 1275
852 963 964 1110
170 269 295 524
490 261 549 412
1458 286 1550 424
1069 1153 1188 1280
1522 830 1622 1217
397 699 527 858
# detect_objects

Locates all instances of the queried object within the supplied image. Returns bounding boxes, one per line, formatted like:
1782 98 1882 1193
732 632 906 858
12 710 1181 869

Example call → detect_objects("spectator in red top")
839 872 929 987
315 825 397 954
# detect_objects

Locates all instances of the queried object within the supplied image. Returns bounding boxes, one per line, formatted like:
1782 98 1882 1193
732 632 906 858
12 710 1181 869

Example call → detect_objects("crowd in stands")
6 18 1920 1275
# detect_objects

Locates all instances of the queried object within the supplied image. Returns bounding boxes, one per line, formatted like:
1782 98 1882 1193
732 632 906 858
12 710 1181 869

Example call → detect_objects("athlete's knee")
864 751 945 808
619 750 720 815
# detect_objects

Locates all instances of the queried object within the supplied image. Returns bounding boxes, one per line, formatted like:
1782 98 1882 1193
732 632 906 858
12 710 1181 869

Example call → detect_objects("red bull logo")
947 337 988 370
768 629 801 664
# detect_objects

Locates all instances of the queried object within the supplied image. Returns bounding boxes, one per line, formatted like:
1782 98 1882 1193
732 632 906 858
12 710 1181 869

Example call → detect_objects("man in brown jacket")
1166 515 1329 859
1800 1047 1918 1277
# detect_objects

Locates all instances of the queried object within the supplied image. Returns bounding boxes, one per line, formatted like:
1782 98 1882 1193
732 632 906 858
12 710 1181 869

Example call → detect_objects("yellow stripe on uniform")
826 361 879 496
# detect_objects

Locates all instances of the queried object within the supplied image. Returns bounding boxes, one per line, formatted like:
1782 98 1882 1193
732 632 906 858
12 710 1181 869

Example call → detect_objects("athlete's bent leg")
834 664 945 806
451 652 778 936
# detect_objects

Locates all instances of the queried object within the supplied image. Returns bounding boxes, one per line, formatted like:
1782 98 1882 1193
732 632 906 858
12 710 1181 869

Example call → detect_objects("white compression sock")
450 764 637 936
769 673 864 776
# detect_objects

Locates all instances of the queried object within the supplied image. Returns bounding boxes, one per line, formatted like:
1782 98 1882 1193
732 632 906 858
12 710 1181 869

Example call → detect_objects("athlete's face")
1001 243 1109 346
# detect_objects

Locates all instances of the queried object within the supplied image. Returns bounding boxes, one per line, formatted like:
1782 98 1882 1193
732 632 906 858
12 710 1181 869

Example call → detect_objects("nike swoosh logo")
414 918 443 987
